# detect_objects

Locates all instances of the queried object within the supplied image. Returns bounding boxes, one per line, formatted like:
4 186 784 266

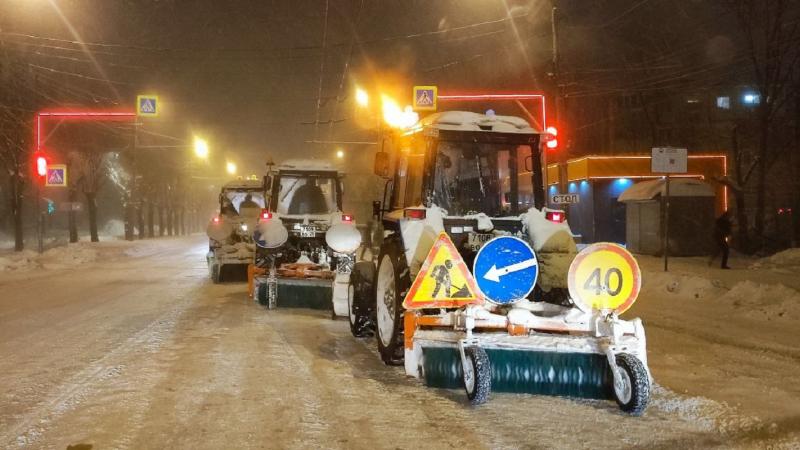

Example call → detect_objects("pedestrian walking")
709 211 733 269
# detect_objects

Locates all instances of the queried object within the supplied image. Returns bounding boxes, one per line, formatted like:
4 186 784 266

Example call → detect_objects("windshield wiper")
475 157 486 197
280 178 301 202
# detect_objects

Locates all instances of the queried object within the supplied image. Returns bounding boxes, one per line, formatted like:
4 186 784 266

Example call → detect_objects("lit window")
716 96 730 109
742 93 760 105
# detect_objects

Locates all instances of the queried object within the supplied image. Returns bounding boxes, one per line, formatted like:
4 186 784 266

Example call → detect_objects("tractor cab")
372 111 566 276
378 111 545 219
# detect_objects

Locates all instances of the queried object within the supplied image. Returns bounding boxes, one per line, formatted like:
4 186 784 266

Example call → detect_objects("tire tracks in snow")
2 297 192 448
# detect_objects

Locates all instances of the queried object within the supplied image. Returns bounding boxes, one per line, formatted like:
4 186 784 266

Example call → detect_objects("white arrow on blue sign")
473 236 538 305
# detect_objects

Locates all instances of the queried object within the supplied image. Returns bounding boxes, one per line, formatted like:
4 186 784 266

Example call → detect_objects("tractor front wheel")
613 353 650 415
348 262 375 337
463 346 491 406
375 241 408 365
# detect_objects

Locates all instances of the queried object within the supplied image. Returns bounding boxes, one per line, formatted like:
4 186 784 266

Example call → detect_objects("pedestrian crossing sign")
137 94 159 117
413 85 437 111
45 165 67 187
403 232 483 309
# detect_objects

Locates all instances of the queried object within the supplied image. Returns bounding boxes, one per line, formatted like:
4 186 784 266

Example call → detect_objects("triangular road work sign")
403 232 483 309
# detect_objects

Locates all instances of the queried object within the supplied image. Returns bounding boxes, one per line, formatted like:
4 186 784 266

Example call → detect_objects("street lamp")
226 161 237 175
194 137 209 159
355 87 369 108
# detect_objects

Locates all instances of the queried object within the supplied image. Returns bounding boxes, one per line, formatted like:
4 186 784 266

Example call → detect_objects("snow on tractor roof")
420 111 537 134
277 159 337 172
222 178 264 190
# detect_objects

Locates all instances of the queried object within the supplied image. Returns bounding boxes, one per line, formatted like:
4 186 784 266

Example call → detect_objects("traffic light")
545 126 558 150
34 151 48 177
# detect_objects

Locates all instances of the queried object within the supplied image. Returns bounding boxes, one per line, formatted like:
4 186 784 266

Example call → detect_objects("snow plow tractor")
249 160 361 315
206 178 266 283
348 110 651 414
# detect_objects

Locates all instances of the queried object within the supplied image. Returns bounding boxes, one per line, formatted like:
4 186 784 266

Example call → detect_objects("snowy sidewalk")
0 235 203 274
630 250 800 447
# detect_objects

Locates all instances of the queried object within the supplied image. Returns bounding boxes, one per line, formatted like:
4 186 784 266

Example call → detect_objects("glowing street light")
226 161 237 175
194 137 209 159
355 87 369 108
381 95 418 129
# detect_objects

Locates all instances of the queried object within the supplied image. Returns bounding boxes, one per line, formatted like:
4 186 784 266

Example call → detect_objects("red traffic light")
545 126 558 150
34 152 48 177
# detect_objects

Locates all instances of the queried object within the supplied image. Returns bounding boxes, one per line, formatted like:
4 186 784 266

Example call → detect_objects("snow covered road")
0 236 797 449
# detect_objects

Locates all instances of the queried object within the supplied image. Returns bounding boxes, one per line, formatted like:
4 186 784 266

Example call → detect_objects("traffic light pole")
36 183 43 254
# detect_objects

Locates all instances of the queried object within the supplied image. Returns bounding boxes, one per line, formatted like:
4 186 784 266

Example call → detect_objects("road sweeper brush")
401 234 651 415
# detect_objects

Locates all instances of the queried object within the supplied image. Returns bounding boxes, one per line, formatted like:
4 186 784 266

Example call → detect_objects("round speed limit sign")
568 243 641 314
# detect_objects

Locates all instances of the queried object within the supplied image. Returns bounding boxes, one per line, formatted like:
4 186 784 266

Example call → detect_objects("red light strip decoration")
437 92 547 132
35 109 137 150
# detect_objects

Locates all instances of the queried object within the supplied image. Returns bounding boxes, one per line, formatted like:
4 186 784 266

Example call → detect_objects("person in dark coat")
709 211 733 269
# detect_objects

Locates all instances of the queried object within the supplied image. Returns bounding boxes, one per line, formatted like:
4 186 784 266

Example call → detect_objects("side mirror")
373 151 390 177
372 200 382 219
524 155 533 172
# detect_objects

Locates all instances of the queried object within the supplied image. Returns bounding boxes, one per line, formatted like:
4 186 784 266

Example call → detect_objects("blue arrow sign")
473 236 538 305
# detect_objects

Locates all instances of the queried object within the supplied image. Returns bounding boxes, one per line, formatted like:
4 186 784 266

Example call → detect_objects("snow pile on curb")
718 280 800 320
0 251 39 272
643 271 799 320
643 272 721 300
0 244 100 272
749 248 800 270
38 244 99 270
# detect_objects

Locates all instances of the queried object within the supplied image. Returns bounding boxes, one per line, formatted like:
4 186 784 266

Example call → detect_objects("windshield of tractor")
275 173 338 215
433 141 536 217
222 189 266 216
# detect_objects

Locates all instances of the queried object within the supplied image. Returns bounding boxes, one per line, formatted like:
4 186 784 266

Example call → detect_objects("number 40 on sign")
567 242 641 314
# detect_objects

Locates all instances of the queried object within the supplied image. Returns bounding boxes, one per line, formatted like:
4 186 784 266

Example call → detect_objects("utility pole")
551 1 568 199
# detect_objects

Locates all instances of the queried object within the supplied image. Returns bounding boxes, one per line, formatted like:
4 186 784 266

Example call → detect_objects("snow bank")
644 272 720 300
0 244 98 272
38 244 98 270
749 248 800 270
719 281 800 320
0 251 39 272
643 271 798 321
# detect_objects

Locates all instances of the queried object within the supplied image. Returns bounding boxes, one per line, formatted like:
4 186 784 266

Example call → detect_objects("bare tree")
72 149 109 242
728 0 800 242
